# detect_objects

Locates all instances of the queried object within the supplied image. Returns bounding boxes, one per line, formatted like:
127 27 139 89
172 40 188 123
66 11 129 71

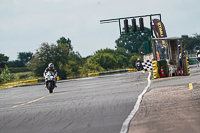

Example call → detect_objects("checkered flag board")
142 60 153 71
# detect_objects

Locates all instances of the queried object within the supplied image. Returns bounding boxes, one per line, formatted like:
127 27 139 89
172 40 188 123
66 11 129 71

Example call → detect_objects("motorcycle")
44 71 56 93
136 62 141 71
197 54 200 67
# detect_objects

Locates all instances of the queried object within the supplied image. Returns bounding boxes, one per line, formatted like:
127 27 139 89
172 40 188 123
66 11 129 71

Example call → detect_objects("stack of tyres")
186 57 190 75
152 60 160 79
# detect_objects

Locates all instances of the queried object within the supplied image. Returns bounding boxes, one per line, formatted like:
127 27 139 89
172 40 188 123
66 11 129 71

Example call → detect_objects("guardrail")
88 68 137 77
2 79 38 86
2 69 138 88
1 76 60 88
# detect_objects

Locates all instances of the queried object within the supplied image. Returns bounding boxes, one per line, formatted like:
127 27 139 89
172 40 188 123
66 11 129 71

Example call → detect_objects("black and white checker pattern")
142 60 153 71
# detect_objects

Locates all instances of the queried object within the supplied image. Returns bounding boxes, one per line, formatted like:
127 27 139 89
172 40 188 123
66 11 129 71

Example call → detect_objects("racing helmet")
48 63 54 68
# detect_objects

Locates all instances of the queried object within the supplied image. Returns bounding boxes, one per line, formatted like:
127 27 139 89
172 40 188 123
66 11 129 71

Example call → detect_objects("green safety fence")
143 41 152 55
189 57 198 65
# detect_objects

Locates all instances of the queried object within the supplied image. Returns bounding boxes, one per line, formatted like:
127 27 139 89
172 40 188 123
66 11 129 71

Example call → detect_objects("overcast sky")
0 0 199 60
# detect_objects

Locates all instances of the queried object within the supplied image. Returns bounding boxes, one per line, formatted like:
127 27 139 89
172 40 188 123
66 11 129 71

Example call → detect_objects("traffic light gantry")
100 14 161 36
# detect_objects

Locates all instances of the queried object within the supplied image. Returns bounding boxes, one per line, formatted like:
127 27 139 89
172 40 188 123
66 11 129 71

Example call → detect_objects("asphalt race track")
0 72 149 133
1 66 199 133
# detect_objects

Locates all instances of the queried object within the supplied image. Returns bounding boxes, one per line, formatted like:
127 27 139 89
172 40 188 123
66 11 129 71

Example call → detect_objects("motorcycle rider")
135 58 142 71
196 50 200 66
44 63 57 87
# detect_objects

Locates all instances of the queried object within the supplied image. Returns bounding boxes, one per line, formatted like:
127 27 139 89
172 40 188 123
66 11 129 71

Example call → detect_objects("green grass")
14 71 36 81
0 71 43 89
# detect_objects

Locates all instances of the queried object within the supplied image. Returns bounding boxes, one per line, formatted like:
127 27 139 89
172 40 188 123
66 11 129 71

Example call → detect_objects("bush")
129 55 143 68
0 66 14 83
8 67 32 73
15 72 35 80
88 53 118 70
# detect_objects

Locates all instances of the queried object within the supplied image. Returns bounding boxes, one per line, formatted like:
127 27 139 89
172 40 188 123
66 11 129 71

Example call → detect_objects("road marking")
12 80 144 109
11 78 147 109
12 95 53 108
188 82 194 90
120 72 151 133
12 92 68 108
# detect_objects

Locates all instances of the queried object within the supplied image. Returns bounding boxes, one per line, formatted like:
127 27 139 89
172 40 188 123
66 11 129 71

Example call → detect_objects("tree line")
27 37 143 79
1 29 200 81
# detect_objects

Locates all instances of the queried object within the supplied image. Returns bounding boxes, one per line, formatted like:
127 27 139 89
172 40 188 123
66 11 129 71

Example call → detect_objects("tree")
115 47 132 68
63 51 84 78
88 49 118 70
116 54 128 68
7 52 33 67
129 55 143 68
8 60 24 67
115 26 151 54
68 51 83 73
0 53 9 68
87 48 133 70
57 37 73 50
28 42 70 79
182 34 200 50
18 52 33 66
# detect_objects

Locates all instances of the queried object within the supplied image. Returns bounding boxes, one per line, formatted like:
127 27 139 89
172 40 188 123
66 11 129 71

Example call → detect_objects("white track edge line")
120 72 151 133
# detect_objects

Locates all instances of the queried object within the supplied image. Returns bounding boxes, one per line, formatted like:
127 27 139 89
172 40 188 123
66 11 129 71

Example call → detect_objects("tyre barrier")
128 69 137 72
88 69 137 77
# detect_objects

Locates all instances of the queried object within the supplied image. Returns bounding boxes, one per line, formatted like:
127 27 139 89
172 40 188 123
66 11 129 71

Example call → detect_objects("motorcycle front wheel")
47 82 54 93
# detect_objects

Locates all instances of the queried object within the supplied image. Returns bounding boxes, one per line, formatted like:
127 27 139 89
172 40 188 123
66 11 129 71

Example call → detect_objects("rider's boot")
44 82 47 88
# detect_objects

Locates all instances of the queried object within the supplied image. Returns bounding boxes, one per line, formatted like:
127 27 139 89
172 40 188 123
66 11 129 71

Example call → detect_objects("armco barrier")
88 69 137 77
3 79 38 86
38 76 60 82
38 78 44 83
88 73 99 77
99 69 128 75
128 68 137 72
2 76 60 88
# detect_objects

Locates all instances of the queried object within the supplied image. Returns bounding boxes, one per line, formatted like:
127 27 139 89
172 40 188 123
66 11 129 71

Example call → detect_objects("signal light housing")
124 19 129 33
132 18 137 32
139 18 144 31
